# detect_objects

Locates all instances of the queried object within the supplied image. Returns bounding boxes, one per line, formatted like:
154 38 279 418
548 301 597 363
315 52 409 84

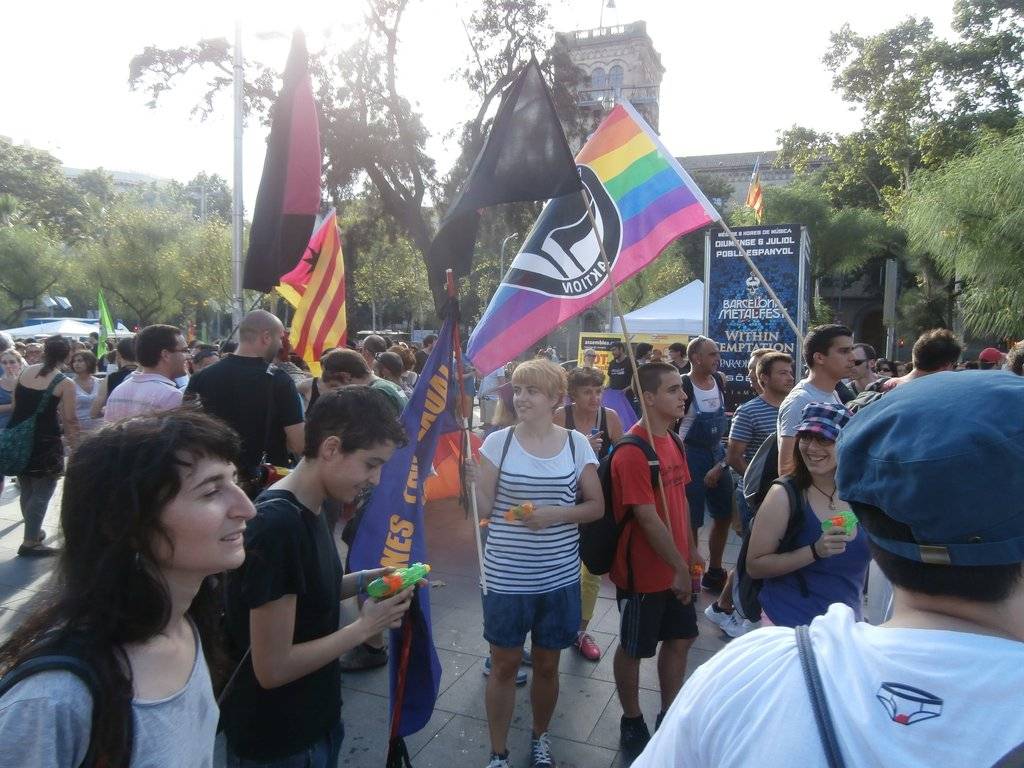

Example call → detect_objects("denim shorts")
482 583 581 650
226 720 344 768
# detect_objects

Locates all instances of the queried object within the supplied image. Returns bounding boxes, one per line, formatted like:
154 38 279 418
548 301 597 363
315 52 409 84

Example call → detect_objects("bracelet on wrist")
810 541 823 561
357 572 366 593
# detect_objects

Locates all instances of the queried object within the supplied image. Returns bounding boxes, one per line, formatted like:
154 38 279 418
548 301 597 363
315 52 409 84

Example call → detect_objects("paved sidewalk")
0 481 739 768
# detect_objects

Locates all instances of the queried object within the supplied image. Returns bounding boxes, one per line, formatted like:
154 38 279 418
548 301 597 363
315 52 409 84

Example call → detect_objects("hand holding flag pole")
446 270 489 596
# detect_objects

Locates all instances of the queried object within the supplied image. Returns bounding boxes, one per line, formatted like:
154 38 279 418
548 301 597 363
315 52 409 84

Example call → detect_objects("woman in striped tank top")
472 359 604 768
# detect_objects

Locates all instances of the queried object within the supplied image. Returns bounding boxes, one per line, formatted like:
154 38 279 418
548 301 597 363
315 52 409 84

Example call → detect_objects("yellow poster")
577 331 691 376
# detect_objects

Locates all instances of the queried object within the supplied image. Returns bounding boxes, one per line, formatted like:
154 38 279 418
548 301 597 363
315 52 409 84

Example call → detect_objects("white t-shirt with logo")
633 604 1024 768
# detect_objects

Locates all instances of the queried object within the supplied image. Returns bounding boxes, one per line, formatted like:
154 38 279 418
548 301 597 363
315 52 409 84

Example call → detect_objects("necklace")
810 481 837 511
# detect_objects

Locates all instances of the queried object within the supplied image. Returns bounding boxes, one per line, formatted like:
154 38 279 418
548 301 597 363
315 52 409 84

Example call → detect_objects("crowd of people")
0 315 1020 767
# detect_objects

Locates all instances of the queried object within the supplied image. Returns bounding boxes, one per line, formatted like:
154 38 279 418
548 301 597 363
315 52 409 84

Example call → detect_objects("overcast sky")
2 0 954 208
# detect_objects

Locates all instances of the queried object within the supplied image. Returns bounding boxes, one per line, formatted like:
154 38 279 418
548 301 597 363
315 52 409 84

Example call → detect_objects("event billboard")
578 331 691 381
704 225 809 411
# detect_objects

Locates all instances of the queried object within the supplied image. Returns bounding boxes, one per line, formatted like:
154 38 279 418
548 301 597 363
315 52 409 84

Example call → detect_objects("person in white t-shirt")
777 325 854 476
470 358 603 768
634 371 1024 768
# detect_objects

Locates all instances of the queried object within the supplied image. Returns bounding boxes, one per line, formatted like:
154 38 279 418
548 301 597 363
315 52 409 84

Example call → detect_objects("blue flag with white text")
348 313 456 735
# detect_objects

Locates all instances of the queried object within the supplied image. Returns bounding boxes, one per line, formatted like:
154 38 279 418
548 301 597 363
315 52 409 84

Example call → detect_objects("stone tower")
556 21 665 131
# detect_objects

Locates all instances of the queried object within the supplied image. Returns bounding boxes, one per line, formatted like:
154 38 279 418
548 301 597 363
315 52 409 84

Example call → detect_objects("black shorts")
616 588 699 659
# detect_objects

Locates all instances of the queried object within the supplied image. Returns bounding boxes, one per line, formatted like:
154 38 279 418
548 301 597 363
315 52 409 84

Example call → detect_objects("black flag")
242 31 322 293
427 57 581 306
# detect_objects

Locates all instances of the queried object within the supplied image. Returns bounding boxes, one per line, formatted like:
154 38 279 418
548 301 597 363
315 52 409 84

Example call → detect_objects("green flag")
98 290 115 354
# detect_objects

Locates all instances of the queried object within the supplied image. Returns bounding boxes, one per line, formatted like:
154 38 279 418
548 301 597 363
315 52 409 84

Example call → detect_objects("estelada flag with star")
276 209 346 374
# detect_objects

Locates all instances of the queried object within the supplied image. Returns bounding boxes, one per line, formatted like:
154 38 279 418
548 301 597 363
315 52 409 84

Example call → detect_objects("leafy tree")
0 139 92 242
902 126 1024 337
174 172 233 222
0 226 67 324
729 179 901 280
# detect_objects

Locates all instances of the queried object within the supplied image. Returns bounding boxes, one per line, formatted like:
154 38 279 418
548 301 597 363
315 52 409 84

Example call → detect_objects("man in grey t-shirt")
777 324 854 476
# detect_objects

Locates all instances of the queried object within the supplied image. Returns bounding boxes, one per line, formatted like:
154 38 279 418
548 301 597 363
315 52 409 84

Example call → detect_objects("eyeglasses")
171 347 190 354
852 359 868 366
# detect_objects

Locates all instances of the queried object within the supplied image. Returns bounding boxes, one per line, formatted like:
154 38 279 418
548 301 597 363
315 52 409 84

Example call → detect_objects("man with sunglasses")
849 343 879 394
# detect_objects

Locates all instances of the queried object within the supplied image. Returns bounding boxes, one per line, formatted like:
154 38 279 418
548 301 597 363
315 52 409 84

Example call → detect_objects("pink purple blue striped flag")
466 101 721 374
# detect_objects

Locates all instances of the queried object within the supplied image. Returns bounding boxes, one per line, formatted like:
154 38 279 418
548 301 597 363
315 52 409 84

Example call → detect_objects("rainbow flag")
467 101 721 374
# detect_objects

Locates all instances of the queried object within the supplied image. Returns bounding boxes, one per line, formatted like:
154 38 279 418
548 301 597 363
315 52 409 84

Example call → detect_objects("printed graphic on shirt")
876 682 944 726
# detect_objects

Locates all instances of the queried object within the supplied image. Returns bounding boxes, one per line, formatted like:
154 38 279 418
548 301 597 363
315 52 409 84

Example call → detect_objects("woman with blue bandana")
745 402 869 626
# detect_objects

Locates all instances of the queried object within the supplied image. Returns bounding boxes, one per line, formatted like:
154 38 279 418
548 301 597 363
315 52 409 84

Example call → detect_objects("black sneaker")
620 714 651 756
701 567 728 594
338 642 388 671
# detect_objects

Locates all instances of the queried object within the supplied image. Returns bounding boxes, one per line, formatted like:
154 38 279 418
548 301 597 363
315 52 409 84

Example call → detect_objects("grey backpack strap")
796 625 847 768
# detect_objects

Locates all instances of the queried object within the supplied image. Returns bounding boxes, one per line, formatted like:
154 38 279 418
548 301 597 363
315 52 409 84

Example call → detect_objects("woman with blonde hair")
472 359 603 768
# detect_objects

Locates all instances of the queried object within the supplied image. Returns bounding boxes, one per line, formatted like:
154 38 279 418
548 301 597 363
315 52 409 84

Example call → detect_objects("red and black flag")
243 30 322 293
426 56 581 307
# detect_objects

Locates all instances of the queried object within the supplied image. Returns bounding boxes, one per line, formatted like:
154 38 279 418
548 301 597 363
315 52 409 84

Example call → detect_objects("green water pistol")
821 510 858 535
365 562 431 599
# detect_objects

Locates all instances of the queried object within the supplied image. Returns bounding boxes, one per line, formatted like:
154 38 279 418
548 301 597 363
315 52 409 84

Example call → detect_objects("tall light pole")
231 22 245 334
499 233 520 279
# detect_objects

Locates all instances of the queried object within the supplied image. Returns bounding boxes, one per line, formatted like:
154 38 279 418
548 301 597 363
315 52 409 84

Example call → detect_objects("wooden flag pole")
446 270 489 595
578 188 677 544
717 220 803 344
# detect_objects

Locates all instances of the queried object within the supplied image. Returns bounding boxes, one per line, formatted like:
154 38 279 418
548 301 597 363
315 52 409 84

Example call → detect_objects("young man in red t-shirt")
610 361 704 758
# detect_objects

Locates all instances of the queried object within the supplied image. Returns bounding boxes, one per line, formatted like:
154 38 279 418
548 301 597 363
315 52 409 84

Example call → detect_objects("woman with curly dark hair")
0 410 255 766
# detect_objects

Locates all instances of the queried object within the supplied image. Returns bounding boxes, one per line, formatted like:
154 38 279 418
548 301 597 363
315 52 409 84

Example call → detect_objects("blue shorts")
482 583 581 650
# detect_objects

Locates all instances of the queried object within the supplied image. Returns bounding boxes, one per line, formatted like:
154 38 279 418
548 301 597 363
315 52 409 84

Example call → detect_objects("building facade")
557 21 664 130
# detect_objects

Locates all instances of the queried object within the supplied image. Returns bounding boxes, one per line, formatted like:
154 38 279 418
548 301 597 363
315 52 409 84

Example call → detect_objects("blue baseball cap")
836 371 1024 566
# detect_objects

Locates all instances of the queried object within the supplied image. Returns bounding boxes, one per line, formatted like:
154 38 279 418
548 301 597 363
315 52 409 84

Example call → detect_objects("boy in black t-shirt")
223 387 414 767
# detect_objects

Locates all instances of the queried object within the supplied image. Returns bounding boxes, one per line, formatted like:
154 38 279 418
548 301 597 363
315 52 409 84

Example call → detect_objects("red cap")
979 347 1003 364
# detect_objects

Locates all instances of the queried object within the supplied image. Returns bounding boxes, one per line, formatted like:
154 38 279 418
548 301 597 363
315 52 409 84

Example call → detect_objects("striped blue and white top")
480 426 598 595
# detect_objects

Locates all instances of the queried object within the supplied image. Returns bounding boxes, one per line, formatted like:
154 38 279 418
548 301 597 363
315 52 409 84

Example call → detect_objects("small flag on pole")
97 290 115 352
746 156 765 224
281 210 347 373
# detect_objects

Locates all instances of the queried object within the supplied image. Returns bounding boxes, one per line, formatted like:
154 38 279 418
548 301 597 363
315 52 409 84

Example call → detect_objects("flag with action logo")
746 155 765 224
277 210 346 374
348 310 456 746
467 101 721 375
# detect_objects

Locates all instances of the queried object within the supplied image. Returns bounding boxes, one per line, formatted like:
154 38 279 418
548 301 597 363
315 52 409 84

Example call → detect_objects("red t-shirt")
610 425 692 593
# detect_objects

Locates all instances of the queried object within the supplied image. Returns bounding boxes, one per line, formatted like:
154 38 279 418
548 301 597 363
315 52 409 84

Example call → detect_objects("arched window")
591 67 607 89
609 65 624 89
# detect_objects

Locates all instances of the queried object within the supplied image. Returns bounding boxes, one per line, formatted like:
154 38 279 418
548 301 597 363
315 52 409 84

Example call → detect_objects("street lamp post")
231 22 245 335
499 233 520 279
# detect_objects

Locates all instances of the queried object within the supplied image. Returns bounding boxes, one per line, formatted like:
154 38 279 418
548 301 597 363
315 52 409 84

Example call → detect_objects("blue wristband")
357 572 365 593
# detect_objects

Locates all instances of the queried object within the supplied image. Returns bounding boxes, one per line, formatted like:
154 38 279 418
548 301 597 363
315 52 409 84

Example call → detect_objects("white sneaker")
703 603 734 630
721 611 762 638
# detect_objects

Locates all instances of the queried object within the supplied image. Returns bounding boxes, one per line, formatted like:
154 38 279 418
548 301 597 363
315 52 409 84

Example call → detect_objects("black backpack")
733 476 807 621
579 432 685 580
847 388 885 414
742 430 780 509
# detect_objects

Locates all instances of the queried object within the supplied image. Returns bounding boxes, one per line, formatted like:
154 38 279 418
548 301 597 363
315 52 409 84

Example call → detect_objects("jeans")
16 474 57 542
226 720 344 768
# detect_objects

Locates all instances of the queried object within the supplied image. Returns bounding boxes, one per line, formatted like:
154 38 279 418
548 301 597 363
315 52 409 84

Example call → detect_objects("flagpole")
578 188 676 543
446 270 489 595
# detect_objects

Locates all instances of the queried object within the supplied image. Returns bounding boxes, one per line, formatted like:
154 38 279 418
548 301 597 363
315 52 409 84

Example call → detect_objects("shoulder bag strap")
795 625 847 768
492 427 517 501
564 403 575 431
682 374 694 415
34 372 65 417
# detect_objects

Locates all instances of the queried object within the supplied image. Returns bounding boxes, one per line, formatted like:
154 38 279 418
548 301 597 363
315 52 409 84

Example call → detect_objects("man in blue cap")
633 371 1024 767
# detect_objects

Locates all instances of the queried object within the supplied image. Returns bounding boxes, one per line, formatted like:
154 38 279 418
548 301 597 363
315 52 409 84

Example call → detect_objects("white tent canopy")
2 319 133 339
612 279 704 335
